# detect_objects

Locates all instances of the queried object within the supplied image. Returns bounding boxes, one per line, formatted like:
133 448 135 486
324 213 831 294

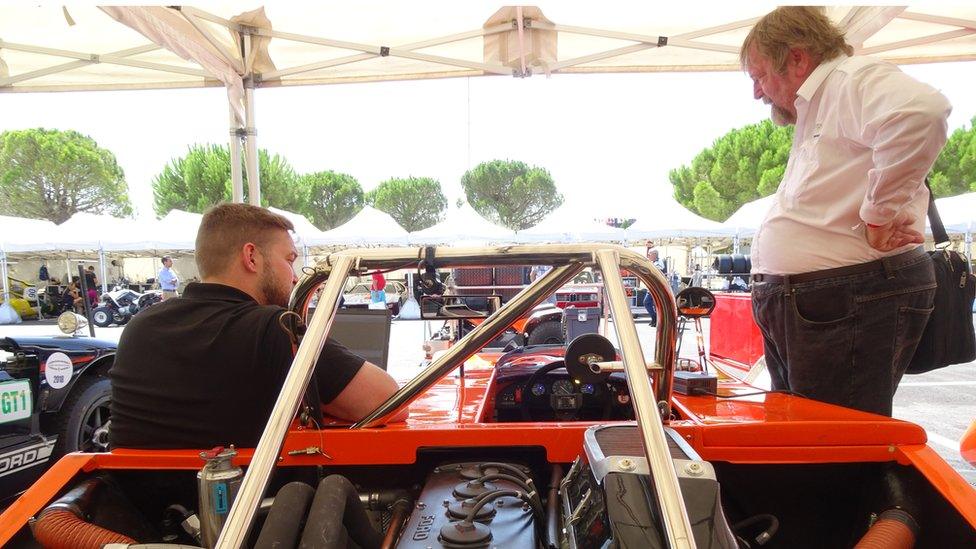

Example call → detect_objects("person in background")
158 256 179 300
744 7 948 416
642 247 666 326
84 266 98 307
370 271 387 310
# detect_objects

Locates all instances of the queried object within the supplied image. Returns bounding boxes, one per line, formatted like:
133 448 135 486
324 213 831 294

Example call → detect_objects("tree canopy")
0 128 132 224
152 144 300 216
669 120 793 221
460 160 563 230
930 115 976 197
302 170 365 230
367 177 447 232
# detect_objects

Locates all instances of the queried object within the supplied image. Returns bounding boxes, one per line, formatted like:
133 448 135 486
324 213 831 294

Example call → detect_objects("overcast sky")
2 61 974 222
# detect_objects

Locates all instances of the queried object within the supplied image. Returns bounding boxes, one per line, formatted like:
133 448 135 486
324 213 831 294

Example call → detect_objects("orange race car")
2 244 974 548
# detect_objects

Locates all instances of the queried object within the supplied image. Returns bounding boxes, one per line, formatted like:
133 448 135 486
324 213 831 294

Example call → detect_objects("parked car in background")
341 280 407 315
0 314 114 506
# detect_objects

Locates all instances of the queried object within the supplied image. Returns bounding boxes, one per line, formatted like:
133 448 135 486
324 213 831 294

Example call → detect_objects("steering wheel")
518 361 613 422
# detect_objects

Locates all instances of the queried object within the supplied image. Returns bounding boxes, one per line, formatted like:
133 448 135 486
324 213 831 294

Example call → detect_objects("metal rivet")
685 462 704 476
619 458 635 471
416 501 426 510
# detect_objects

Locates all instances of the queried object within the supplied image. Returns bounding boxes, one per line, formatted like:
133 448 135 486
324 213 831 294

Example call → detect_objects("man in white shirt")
742 7 949 416
158 256 179 300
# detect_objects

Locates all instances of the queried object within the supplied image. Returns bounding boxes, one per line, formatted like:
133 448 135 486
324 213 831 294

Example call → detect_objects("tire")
527 320 564 345
52 375 112 457
390 301 401 316
112 310 130 326
91 307 113 327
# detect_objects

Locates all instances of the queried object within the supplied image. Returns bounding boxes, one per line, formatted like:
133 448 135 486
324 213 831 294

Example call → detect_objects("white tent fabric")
307 206 409 247
933 192 976 234
268 207 322 242
626 203 732 239
0 215 62 255
721 195 777 238
408 203 515 245
515 207 625 243
1 5 974 93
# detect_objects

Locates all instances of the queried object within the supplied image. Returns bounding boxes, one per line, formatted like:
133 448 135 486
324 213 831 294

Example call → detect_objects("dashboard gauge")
552 379 575 395
531 382 547 396
581 384 596 395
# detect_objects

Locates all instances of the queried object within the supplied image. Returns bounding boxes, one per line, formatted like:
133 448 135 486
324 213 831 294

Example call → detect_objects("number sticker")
44 352 73 390
0 379 32 424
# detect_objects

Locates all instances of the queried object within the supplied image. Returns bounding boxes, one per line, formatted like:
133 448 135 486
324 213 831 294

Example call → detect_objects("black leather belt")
752 247 926 285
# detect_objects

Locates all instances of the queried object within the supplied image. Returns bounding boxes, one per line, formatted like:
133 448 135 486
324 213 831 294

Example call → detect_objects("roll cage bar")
217 243 695 549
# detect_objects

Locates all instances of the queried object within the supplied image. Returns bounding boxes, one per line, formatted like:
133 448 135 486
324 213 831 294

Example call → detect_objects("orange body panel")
3 357 975 544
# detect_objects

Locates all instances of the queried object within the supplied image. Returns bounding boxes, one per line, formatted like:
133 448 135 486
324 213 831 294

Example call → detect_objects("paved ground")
3 314 974 483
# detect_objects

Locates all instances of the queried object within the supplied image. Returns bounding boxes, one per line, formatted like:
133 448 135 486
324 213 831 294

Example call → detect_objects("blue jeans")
643 291 656 325
751 247 935 416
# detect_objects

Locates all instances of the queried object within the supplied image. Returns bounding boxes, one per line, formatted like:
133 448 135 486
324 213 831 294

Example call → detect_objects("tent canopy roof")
2 4 974 93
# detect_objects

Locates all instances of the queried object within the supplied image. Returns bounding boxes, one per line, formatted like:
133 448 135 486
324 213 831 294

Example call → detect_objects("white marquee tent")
626 203 732 240
2 3 973 206
408 203 515 245
515 206 626 243
307 206 410 247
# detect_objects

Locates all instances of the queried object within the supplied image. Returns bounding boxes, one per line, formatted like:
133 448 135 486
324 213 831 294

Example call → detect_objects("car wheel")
112 310 129 326
390 301 401 316
91 307 113 327
53 375 112 456
527 320 564 345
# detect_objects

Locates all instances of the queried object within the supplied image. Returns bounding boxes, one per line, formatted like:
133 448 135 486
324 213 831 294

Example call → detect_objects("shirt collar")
796 54 847 102
182 282 256 303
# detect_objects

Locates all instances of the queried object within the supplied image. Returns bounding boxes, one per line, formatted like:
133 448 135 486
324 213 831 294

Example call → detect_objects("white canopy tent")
515 207 626 243
2 3 974 205
626 202 732 240
269 207 323 267
307 206 409 248
0 215 61 304
408 203 516 245
933 192 976 258
719 194 777 239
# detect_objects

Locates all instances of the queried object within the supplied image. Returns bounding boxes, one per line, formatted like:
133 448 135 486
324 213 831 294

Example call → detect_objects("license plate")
0 379 32 424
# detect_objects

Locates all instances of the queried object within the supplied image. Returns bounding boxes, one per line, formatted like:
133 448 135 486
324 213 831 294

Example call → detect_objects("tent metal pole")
0 249 10 303
243 32 261 207
230 105 244 203
244 85 260 206
98 248 108 293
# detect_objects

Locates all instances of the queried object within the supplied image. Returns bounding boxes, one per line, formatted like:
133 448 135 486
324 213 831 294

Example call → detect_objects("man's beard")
765 97 796 126
259 263 291 308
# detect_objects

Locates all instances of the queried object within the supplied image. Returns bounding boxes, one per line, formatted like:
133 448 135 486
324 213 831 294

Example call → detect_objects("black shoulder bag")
906 181 976 374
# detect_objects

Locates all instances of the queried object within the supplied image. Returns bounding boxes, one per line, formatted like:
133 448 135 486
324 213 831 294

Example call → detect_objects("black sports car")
0 332 115 506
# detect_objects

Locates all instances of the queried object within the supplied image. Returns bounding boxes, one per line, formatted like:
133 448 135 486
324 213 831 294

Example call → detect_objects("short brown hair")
741 7 853 73
195 203 294 278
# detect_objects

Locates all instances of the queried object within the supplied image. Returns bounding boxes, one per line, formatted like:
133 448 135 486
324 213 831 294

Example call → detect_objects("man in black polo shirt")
110 203 405 449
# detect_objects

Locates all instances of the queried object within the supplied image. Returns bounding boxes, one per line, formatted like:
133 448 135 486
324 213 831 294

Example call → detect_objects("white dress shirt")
752 55 951 275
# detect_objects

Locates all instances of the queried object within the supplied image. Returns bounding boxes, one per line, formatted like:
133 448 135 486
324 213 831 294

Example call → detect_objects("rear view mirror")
675 287 716 318
421 295 501 320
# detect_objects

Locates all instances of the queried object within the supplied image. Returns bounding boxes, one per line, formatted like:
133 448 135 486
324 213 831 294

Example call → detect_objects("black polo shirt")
110 282 365 449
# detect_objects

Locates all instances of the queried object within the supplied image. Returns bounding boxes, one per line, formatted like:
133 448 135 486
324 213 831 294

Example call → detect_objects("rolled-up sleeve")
855 64 951 225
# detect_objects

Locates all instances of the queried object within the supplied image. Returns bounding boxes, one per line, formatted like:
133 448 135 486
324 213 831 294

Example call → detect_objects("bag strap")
923 178 950 247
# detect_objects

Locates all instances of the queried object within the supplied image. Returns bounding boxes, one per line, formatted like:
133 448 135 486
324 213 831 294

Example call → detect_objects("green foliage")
366 177 447 232
929 115 976 197
152 144 300 216
669 120 793 221
0 128 132 224
301 171 365 230
460 160 563 230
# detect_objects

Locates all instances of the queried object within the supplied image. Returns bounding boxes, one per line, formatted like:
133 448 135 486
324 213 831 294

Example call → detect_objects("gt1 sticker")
0 379 32 424
44 352 74 390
